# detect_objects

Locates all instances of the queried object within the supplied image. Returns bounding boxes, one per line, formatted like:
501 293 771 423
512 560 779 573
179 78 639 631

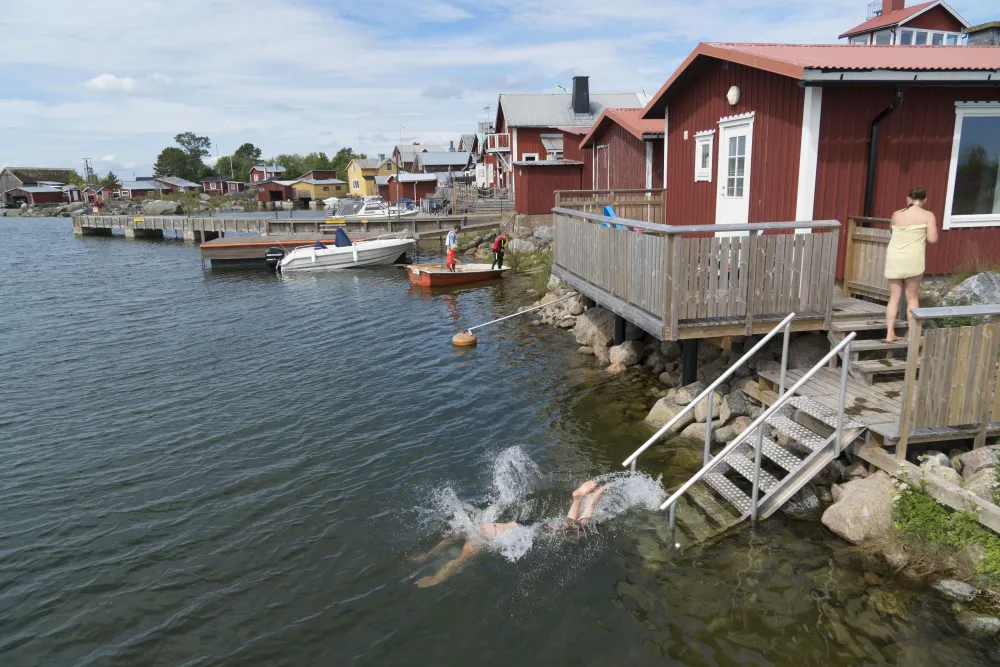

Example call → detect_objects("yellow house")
290 178 347 201
347 158 398 196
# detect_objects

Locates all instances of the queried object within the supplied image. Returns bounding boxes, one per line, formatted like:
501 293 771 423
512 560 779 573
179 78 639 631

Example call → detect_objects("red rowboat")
405 263 507 287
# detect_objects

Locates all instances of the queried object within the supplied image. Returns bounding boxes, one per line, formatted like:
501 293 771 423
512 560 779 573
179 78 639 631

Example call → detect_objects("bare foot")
416 576 439 588
411 553 429 564
573 480 598 498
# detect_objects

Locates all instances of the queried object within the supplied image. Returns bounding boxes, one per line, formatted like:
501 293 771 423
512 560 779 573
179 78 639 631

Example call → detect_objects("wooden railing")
843 216 891 301
896 305 1000 460
555 189 665 226
551 208 840 340
485 133 510 152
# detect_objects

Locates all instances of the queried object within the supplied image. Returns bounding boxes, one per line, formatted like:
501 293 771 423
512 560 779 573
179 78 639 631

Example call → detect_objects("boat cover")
313 240 328 249
334 227 352 247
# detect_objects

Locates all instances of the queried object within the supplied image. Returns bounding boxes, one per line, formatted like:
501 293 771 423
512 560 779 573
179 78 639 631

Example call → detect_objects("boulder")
814 459 846 487
949 448 966 474
933 579 976 602
200 193 211 202
783 485 823 519
532 226 553 242
573 308 615 348
643 349 668 369
696 356 728 384
962 467 996 501
658 371 681 388
675 381 707 406
959 544 988 570
944 272 1000 308
842 461 870 482
931 465 963 486
609 341 644 367
694 391 726 423
645 397 696 432
959 448 997 479
723 391 749 418
508 238 535 254
546 274 564 292
576 346 593 354
606 362 626 375
660 340 681 359
141 200 182 215
697 341 722 363
820 471 894 544
594 344 611 366
567 295 585 316
955 611 1000 639
919 451 951 469
680 419 725 444
788 334 829 369
511 224 533 239
557 318 576 329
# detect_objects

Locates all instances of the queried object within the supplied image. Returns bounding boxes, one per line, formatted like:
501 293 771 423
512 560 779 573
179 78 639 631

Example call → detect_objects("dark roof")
203 175 227 182
3 167 77 185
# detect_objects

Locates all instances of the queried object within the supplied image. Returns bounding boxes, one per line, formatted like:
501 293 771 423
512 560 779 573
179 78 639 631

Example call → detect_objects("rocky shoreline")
523 266 1000 642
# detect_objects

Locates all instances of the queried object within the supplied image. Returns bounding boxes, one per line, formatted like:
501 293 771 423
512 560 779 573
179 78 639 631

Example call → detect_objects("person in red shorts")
446 244 458 272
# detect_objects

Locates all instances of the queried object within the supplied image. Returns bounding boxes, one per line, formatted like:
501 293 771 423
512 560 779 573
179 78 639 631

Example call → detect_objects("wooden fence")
896 305 1000 459
843 216 891 301
555 189 665 225
551 208 840 340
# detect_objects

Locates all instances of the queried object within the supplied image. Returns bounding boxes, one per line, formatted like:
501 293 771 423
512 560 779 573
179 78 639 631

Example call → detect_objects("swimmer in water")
413 480 608 588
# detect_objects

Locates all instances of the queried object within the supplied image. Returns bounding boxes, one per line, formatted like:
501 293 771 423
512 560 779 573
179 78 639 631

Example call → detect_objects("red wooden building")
377 173 439 203
513 161 583 215
840 0 968 45
641 42 1000 276
561 127 592 190
248 164 285 184
202 176 247 195
300 169 338 181
485 77 643 191
5 186 64 206
255 179 296 202
579 108 664 190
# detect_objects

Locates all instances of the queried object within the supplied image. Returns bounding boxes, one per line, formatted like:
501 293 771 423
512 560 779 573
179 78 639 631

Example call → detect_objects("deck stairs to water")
829 317 910 386
667 396 867 548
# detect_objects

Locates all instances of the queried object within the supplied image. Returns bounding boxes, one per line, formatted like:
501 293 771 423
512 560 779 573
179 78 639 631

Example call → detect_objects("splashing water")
423 447 664 562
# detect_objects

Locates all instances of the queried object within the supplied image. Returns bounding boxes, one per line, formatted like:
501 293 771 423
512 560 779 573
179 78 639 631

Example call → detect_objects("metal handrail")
622 312 796 472
659 332 856 523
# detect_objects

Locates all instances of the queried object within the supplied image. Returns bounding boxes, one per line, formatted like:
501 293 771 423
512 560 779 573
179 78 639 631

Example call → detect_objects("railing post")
750 425 764 522
778 319 792 397
843 217 857 297
837 338 851 453
896 316 922 460
704 396 713 467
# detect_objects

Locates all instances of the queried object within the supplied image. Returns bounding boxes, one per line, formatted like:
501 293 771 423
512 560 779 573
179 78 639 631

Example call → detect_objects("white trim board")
645 141 653 189
795 86 823 228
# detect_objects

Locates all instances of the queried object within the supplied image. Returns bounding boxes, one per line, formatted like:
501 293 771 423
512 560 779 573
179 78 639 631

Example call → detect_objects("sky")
0 0 995 179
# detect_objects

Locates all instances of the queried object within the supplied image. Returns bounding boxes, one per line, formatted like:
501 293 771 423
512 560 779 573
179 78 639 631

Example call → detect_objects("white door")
714 118 754 237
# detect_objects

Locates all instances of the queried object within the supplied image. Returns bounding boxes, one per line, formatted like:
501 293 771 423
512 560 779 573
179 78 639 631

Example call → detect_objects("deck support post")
681 340 698 386
124 228 164 240
613 315 626 346
585 297 596 310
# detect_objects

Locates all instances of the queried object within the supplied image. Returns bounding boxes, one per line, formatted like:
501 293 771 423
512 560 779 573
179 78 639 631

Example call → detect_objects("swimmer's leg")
578 485 609 526
416 541 481 587
411 535 460 563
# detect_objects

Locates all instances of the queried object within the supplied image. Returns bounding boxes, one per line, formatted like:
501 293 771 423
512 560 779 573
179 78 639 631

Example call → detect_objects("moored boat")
278 228 415 272
405 263 508 287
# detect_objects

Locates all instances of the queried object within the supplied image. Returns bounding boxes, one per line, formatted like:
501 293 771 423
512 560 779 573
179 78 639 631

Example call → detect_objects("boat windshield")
334 201 365 216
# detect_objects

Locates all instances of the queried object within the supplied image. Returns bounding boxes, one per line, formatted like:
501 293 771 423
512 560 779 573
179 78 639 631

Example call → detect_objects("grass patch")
951 242 1000 287
893 480 1000 583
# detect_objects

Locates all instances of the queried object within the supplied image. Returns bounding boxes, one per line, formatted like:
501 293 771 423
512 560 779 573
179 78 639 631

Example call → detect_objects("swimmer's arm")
416 541 481 587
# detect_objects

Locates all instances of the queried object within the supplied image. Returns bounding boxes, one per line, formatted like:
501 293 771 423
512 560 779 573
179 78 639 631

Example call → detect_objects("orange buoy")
452 330 478 347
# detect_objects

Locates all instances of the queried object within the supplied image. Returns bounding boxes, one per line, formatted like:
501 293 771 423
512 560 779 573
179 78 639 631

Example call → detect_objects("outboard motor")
265 246 285 271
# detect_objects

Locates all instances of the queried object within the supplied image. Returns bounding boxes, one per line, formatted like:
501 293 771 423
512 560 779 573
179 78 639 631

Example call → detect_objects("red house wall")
652 139 665 189
256 182 293 202
383 180 437 203
514 164 583 215
589 121 648 190
905 5 964 31
563 131 592 190
815 85 1000 277
665 58 804 226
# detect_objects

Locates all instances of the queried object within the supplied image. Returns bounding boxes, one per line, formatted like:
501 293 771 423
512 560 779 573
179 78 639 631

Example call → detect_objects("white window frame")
914 30 929 45
694 130 714 182
851 35 869 45
546 150 563 160
352 178 360 190
522 152 539 161
943 102 1000 229
873 30 893 45
899 28 914 45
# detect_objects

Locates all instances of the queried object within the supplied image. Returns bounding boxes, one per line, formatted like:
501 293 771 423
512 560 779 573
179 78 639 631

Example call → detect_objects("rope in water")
452 293 579 347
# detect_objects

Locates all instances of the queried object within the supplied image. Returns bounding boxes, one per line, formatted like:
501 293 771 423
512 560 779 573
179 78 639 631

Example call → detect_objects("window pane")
736 157 745 177
915 31 927 45
735 182 744 197
931 33 944 46
946 34 959 45
875 31 892 45
700 143 709 168
729 136 738 155
737 135 746 155
900 30 913 45
727 178 736 196
952 116 1000 216
728 157 737 178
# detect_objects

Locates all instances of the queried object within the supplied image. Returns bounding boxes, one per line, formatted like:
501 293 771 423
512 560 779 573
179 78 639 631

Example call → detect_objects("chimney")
884 0 905 14
572 76 590 115
449 140 455 152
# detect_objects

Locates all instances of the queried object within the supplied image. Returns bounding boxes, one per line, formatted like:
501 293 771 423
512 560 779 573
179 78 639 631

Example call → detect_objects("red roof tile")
839 1 935 37
579 108 664 148
643 42 1000 118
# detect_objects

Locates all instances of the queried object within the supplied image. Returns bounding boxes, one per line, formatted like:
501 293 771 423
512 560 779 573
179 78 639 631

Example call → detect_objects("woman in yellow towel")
884 188 938 343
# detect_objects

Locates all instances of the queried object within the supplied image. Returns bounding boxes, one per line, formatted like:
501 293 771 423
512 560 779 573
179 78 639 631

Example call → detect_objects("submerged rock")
820 471 894 544
933 579 977 603
783 485 823 519
645 397 695 432
955 611 1000 638
609 341 644 367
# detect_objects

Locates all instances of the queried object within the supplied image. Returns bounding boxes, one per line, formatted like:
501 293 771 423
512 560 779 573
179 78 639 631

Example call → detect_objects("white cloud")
204 155 220 166
83 73 172 95
99 154 116 162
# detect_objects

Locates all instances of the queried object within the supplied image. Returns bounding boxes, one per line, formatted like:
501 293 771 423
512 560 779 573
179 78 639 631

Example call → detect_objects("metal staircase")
624 315 864 546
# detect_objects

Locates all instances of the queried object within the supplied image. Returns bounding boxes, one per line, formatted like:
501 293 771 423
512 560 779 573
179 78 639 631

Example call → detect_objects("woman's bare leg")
885 279 904 342
411 535 460 563
566 480 598 521
578 485 609 524
416 541 481 587
903 276 922 337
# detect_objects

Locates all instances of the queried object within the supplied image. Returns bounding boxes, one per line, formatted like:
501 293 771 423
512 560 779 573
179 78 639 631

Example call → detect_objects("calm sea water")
0 218 993 666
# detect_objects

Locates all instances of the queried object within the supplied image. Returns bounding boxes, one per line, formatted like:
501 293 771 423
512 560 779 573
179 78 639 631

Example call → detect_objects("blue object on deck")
313 240 328 250
602 205 625 230
334 228 352 247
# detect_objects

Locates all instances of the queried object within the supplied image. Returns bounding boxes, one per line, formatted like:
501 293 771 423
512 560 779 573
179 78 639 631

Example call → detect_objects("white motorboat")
324 196 418 218
277 228 415 272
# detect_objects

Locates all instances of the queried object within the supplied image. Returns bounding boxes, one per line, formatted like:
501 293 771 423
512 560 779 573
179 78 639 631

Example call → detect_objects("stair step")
760 435 803 471
674 495 715 543
788 396 866 431
830 318 907 333
704 473 751 515
841 339 911 353
767 414 826 451
851 358 908 374
687 481 743 530
723 447 779 492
